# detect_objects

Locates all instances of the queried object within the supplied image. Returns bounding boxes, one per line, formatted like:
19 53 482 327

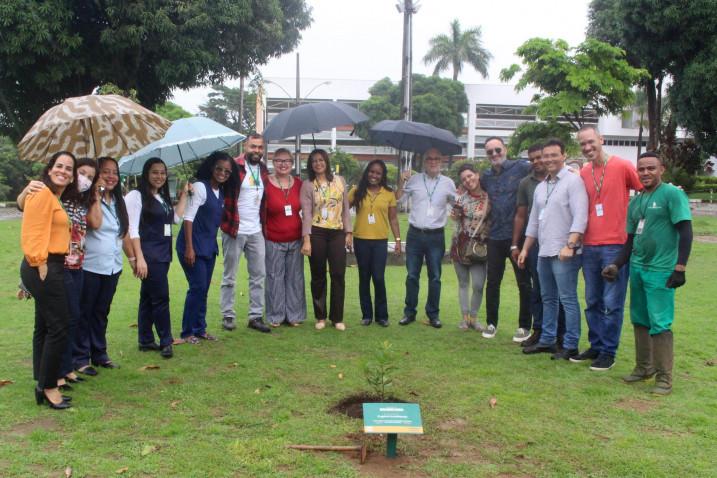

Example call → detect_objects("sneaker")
512 328 530 343
222 317 236 331
590 355 615 371
551 348 579 360
315 320 326 330
522 343 558 354
521 330 541 348
482 324 497 339
334 322 346 331
458 319 470 330
569 348 600 363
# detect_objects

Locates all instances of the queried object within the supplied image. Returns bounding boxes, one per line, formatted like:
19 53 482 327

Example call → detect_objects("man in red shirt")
571 126 642 371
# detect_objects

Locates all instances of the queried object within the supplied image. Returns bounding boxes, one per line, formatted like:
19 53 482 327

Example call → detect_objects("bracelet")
395 237 401 241
510 245 519 251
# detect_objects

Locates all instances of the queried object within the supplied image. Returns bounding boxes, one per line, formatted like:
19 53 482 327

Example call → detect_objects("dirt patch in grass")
357 454 429 478
614 397 657 413
4 416 59 438
695 235 717 243
436 418 468 431
329 393 405 419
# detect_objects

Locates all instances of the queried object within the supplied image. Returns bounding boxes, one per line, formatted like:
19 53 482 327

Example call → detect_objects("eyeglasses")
486 148 503 156
214 166 232 175
273 159 293 165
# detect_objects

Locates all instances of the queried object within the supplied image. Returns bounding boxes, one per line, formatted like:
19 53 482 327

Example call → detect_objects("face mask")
77 174 92 193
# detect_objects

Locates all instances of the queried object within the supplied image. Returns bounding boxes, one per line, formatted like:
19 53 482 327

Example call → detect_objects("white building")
261 77 649 162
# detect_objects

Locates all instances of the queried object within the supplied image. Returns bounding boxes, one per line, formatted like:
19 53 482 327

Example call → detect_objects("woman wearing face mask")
450 164 491 331
125 158 189 357
17 158 101 388
20 151 80 409
348 160 401 327
177 151 239 344
76 157 133 375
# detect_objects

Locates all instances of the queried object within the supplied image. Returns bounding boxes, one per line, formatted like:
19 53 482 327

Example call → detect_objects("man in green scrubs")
602 151 692 395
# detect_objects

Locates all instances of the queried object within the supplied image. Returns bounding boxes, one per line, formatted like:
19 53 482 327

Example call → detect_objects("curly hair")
195 151 239 197
351 159 392 209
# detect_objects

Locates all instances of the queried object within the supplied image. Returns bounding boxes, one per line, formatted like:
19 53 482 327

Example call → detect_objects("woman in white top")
125 158 189 358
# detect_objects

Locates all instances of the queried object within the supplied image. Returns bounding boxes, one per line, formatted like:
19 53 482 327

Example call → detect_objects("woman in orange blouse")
21 151 81 410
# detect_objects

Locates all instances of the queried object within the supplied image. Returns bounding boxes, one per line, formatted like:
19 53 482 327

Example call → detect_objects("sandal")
172 338 187 345
197 333 217 341
185 336 200 345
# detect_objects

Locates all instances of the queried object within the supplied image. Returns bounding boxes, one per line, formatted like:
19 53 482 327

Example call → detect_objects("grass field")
0 217 716 477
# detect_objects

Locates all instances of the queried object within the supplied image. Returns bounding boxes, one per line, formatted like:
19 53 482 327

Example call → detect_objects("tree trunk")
656 76 663 149
645 78 658 151
637 110 644 159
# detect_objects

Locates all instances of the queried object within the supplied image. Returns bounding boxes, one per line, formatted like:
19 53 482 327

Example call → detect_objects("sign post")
363 403 423 458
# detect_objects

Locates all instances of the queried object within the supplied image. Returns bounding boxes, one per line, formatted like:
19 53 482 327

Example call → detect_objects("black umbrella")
369 119 462 156
263 101 369 142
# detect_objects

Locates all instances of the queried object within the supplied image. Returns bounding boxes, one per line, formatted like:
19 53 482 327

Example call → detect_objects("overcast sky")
172 0 591 112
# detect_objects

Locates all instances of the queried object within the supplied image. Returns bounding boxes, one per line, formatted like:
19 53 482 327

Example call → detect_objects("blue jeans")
528 244 566 337
354 238 388 321
404 227 445 320
582 245 629 357
537 255 582 350
179 254 216 338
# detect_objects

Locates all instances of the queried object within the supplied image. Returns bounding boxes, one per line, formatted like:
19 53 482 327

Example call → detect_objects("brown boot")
623 325 656 383
651 331 673 395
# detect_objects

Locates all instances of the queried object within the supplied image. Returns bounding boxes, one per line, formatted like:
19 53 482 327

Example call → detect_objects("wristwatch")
510 245 519 251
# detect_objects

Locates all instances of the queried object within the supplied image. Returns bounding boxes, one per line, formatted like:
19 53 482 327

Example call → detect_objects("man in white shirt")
219 133 271 333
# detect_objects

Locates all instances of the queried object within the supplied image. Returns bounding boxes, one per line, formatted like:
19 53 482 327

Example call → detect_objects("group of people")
19 127 692 410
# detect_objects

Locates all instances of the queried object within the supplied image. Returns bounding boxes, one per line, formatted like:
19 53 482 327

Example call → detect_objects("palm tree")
423 20 492 81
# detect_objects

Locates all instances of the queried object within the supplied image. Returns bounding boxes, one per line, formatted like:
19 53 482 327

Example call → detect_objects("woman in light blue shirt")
76 157 134 375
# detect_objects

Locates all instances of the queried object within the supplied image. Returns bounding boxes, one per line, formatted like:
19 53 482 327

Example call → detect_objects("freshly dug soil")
330 393 406 419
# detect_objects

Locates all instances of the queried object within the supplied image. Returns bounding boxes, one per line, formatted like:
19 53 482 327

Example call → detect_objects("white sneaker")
512 327 531 343
482 324 497 338
315 320 326 330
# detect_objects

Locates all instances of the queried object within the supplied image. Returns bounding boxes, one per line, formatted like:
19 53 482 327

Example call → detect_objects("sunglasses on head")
486 147 503 156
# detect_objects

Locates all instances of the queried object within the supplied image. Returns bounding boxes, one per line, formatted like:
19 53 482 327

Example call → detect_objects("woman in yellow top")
300 149 352 330
348 160 401 327
21 151 80 410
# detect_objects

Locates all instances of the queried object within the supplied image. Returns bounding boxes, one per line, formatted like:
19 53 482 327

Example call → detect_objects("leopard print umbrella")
18 94 171 162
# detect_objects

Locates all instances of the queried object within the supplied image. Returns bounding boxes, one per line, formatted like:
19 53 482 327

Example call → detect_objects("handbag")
455 197 488 263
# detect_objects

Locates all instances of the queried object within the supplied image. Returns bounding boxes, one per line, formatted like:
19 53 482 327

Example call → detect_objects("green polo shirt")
626 183 691 272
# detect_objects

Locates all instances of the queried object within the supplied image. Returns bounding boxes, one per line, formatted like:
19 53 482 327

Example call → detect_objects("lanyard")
315 179 332 205
544 176 558 207
638 183 661 219
101 198 119 226
276 176 291 203
591 157 609 198
247 164 261 191
422 174 440 205
158 196 172 218
366 189 380 213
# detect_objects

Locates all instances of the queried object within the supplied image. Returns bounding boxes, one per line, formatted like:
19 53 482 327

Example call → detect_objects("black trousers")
138 261 173 347
309 226 346 323
77 270 120 367
21 258 70 390
485 239 532 329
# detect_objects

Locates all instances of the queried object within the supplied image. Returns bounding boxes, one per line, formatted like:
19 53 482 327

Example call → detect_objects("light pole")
397 0 419 173
263 75 331 175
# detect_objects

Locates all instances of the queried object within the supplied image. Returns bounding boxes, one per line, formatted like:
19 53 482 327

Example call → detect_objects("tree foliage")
423 19 492 81
330 149 361 187
587 0 717 152
359 75 468 137
508 121 579 158
500 38 647 129
0 0 312 140
0 136 37 201
199 85 256 133
155 102 193 122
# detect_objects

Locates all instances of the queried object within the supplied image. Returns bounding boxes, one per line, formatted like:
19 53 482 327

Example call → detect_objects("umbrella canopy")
18 94 171 162
369 119 462 156
263 101 369 141
119 116 245 175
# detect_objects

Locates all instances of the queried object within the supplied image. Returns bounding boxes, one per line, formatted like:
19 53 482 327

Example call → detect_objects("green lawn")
1 217 716 477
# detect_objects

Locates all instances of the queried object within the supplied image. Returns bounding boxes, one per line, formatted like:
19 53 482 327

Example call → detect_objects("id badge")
367 213 376 225
321 207 328 220
596 204 604 217
284 205 293 216
427 206 434 217
164 224 171 237
539 209 545 221
636 218 645 235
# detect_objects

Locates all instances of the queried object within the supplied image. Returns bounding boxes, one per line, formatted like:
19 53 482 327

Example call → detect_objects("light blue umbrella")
118 116 245 174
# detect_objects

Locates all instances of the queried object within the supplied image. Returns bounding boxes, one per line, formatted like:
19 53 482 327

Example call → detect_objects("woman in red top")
263 148 306 326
